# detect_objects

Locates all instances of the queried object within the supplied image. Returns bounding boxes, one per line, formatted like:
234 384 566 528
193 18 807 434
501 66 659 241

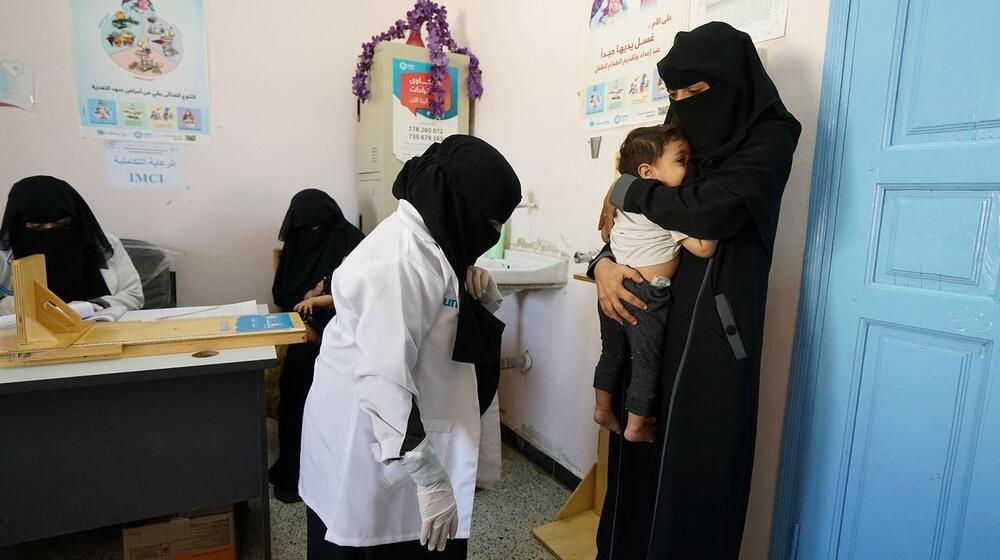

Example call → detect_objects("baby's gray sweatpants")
594 277 671 417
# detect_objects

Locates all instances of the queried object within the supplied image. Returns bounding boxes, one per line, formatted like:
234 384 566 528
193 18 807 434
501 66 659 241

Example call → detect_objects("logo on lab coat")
442 297 458 309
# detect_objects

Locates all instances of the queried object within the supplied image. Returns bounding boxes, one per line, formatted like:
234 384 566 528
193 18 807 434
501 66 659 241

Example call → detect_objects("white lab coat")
0 233 144 314
477 395 502 490
299 200 502 547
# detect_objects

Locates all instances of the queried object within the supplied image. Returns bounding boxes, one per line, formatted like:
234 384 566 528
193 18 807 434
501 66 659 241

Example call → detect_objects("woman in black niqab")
269 188 364 502
392 134 522 412
272 189 364 312
0 176 113 304
592 22 802 559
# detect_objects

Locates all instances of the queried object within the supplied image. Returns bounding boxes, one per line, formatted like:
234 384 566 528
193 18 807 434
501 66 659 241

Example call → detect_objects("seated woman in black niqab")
0 176 143 314
269 188 364 503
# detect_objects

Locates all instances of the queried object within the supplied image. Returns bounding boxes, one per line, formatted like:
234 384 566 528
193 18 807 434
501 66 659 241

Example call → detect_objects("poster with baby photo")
582 0 683 131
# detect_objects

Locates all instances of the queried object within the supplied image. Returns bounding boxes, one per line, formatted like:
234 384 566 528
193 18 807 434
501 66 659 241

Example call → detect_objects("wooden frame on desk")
0 255 305 367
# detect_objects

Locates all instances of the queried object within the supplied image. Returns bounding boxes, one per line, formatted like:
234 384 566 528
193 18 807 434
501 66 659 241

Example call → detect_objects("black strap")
399 397 426 456
714 293 747 360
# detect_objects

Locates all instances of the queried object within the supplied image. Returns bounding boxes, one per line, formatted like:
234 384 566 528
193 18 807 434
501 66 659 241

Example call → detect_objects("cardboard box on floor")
122 506 235 560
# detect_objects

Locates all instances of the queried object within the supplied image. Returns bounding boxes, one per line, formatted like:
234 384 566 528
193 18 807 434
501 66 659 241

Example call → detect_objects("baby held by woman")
593 125 716 442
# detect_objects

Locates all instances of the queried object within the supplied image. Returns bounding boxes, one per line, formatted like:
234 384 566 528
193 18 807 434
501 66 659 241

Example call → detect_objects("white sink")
477 250 568 287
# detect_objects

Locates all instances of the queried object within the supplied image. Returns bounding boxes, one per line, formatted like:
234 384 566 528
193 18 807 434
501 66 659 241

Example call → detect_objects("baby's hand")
294 298 315 317
303 279 326 300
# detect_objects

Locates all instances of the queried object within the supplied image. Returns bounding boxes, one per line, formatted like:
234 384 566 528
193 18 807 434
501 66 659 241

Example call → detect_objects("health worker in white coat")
299 135 521 559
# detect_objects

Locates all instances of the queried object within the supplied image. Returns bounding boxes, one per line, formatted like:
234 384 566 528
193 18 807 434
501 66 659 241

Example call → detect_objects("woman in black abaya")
591 22 801 558
0 176 144 313
269 189 364 502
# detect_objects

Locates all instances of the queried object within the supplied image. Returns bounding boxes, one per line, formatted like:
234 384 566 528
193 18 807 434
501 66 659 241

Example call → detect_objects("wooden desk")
0 344 277 559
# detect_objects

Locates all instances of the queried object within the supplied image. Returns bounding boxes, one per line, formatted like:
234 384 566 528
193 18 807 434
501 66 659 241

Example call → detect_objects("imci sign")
129 173 165 184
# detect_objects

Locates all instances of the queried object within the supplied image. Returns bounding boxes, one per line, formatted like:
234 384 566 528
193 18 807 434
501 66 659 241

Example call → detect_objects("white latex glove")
465 265 490 299
400 438 459 551
415 479 458 551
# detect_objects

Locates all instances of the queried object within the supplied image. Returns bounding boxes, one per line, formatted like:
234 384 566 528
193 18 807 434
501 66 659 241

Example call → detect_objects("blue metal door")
786 0 1000 558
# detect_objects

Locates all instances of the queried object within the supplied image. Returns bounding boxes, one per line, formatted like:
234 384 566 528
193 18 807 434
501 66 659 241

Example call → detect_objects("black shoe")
273 486 302 504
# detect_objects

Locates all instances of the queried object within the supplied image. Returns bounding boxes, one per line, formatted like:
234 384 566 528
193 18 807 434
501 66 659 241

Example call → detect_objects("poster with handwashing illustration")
71 0 211 144
582 0 683 131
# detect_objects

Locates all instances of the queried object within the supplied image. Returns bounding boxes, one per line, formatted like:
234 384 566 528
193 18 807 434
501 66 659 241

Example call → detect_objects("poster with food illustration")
72 0 210 144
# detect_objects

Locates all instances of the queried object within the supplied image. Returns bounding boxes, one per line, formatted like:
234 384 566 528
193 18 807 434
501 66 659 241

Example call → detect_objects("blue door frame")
772 0 1000 557
770 1 856 556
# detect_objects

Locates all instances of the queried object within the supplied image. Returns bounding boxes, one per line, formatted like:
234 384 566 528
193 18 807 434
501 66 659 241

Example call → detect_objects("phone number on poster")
407 125 446 142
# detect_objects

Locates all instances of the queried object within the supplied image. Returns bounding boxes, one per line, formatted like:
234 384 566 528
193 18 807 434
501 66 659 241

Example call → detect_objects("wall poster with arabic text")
391 58 459 162
71 0 211 144
583 0 685 132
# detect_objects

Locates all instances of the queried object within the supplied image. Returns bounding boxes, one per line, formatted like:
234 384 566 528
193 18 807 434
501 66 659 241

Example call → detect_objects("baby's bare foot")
593 407 622 434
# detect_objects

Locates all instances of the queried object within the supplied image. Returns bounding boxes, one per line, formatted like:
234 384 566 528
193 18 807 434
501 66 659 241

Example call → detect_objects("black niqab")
659 21 781 157
392 135 521 412
272 189 364 311
654 21 801 257
0 176 112 303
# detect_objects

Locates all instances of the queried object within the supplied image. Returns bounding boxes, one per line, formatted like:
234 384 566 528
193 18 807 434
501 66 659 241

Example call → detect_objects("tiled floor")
0 420 569 560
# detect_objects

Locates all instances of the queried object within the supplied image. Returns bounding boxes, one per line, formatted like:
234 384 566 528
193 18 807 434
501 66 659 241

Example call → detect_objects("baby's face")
643 138 690 187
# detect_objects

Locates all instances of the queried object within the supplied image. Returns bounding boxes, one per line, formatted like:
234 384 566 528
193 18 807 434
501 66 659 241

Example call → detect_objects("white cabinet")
355 42 470 233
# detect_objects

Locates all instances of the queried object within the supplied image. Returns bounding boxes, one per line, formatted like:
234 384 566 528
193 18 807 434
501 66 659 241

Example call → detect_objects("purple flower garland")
352 1 482 118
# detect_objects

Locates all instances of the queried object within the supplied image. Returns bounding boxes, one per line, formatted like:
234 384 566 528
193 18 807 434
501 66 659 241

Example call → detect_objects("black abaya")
272 189 364 311
307 507 468 560
271 342 321 495
270 189 363 497
594 23 801 559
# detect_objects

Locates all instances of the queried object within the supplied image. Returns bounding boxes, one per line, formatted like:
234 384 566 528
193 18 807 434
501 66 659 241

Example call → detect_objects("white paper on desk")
690 0 788 43
87 305 127 322
0 301 97 329
121 300 259 322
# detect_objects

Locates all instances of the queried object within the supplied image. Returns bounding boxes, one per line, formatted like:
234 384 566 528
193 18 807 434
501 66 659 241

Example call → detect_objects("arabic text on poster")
105 141 185 189
72 0 211 144
583 0 685 132
392 58 460 162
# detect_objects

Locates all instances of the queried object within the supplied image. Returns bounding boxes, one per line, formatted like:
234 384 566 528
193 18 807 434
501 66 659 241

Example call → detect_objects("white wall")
1 1 830 558
0 0 427 307
454 2 830 559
